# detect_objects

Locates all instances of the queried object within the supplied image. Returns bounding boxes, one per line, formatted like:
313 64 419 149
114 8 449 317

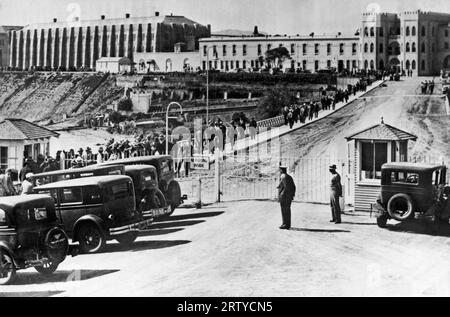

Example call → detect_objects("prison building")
8 12 210 71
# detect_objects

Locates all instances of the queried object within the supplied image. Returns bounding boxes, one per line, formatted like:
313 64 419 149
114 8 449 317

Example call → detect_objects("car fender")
0 243 19 267
72 215 107 242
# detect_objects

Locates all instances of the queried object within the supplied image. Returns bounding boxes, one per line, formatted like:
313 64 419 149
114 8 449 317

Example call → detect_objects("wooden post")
196 176 202 209
215 150 221 202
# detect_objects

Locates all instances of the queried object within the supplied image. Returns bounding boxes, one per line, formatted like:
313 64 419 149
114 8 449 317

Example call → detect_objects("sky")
1 0 450 35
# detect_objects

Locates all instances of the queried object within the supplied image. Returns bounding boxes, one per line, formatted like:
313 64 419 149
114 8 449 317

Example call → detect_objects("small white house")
96 57 133 73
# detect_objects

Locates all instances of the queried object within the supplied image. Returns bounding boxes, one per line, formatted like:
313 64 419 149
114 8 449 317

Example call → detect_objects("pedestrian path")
206 79 385 162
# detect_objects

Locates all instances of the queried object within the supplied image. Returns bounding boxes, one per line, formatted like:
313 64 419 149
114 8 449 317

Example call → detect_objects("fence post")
215 150 221 203
196 177 202 209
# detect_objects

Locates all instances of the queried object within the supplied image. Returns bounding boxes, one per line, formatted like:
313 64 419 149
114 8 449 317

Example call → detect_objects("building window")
432 27 435 36
243 45 247 56
315 44 319 55
412 26 416 36
315 60 319 71
422 60 426 71
406 26 410 36
203 46 207 56
406 42 410 52
213 45 217 56
279 43 283 48
230 60 234 69
251 60 254 68
225 61 229 70
302 44 307 55
352 60 357 69
412 43 416 52
379 44 383 53
327 60 331 68
361 142 388 180
202 61 206 70
445 42 449 50
412 60 416 70
379 28 384 37
220 61 224 70
364 43 368 53
370 43 374 53
370 27 374 37
379 59 384 70
258 44 262 55
236 61 240 69
291 44 295 54
446 30 449 37
352 43 357 55
232 45 236 56
340 43 344 55
0 147 7 171
243 60 246 69
214 60 218 69
421 42 426 53
364 27 368 36
327 43 331 55
406 60 410 70
432 43 435 52
267 44 272 51
222 45 227 56
421 26 426 37
303 60 307 70
364 60 368 69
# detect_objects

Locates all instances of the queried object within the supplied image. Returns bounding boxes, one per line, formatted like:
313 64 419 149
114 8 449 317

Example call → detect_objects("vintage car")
33 165 125 186
373 162 447 228
0 195 69 285
99 155 187 215
123 165 171 219
34 175 153 253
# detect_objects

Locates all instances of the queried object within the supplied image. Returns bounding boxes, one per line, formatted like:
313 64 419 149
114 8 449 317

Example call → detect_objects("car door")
58 187 86 235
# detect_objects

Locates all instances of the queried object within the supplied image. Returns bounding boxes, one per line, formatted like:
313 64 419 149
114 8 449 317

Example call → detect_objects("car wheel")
387 194 414 221
77 223 106 254
167 181 181 216
35 261 59 276
376 214 388 228
116 232 138 246
0 249 16 285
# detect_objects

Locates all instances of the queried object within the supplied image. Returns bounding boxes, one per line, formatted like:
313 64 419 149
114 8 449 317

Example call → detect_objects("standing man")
277 166 296 230
21 173 35 195
0 169 16 197
329 165 343 224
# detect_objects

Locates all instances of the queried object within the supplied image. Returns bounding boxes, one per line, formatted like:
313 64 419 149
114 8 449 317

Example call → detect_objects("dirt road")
2 201 450 297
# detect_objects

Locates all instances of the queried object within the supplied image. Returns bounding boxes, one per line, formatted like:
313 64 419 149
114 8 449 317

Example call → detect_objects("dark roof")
0 194 53 210
382 162 446 172
163 15 199 25
35 175 132 190
0 119 59 141
346 122 417 141
34 164 124 178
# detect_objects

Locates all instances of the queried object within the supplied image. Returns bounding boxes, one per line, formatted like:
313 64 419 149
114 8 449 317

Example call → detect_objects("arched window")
406 42 410 52
379 44 384 53
379 28 384 37
406 60 410 70
422 60 426 71
370 27 375 37
412 60 416 70
421 26 426 37
364 27 368 36
421 42 426 53
412 42 416 52
364 60 368 70
412 26 416 36
406 27 410 36
370 43 374 53
370 60 374 69
379 59 384 70
364 43 368 53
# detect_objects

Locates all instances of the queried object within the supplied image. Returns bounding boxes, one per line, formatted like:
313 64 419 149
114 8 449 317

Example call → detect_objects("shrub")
118 97 133 112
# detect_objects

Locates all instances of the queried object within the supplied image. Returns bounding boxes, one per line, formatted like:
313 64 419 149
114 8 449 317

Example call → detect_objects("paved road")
2 201 450 297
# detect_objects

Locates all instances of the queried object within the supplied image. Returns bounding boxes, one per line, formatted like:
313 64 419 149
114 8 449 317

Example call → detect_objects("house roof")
96 57 132 64
0 119 59 141
346 119 417 141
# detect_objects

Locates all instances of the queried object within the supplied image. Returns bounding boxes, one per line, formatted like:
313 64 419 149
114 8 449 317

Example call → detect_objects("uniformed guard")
277 166 296 230
329 164 343 224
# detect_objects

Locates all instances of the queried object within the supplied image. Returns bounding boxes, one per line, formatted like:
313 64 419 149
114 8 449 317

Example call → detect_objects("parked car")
99 155 187 215
0 195 69 285
123 165 171 219
373 163 447 228
33 165 125 186
34 175 153 253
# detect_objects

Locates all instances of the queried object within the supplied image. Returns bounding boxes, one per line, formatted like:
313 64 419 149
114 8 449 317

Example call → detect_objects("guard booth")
345 118 417 212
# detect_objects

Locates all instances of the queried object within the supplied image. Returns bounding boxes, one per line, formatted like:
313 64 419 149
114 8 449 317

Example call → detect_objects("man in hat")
329 164 343 224
21 173 35 195
277 166 296 230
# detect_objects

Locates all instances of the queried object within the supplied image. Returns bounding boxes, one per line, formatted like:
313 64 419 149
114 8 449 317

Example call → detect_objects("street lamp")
205 45 219 125
166 102 183 155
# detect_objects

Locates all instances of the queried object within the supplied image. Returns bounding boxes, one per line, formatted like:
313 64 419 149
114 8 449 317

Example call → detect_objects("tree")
258 89 296 120
265 47 291 69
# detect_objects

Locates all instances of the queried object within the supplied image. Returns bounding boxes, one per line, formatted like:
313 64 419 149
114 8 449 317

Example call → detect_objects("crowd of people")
282 78 371 129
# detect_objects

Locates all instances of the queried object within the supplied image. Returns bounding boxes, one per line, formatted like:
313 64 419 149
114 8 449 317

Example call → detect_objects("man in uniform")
277 166 296 230
329 164 343 224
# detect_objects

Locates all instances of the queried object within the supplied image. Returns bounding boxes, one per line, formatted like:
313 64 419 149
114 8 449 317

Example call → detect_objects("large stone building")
0 26 22 68
7 12 210 71
360 10 450 76
199 33 360 73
